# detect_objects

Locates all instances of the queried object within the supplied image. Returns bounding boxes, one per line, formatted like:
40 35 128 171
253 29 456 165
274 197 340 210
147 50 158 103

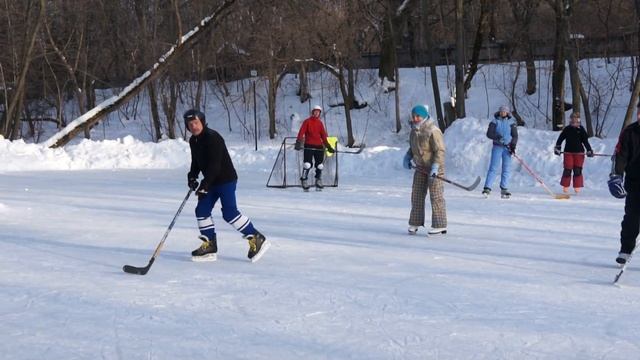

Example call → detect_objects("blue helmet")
183 109 206 129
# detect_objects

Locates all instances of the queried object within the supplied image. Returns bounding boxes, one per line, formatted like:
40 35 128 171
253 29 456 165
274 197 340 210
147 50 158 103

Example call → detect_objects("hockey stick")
123 190 192 275
434 174 482 191
415 166 481 191
336 143 366 154
559 151 613 157
512 152 570 200
302 143 366 154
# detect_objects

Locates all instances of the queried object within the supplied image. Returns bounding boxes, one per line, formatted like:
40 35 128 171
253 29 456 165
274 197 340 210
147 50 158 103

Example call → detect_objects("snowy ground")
1 60 637 358
1 164 638 359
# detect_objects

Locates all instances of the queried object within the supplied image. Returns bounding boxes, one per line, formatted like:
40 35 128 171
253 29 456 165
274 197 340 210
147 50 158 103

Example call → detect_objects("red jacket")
297 116 328 147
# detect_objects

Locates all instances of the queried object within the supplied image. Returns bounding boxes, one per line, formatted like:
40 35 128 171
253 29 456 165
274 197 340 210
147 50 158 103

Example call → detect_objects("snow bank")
0 119 618 190
0 135 190 171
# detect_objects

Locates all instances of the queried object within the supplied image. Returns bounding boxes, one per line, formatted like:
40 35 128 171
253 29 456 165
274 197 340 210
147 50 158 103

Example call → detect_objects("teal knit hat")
411 104 429 118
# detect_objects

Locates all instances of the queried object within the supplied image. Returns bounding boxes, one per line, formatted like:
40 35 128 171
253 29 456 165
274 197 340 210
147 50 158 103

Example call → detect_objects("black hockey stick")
559 151 613 157
336 143 366 154
434 174 481 191
302 143 366 154
415 166 481 191
123 190 192 275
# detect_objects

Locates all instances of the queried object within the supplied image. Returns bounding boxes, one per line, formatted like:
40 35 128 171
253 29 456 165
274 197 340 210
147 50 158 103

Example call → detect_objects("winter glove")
430 164 439 177
403 150 413 170
325 144 335 153
294 140 303 151
196 183 209 200
586 150 594 158
554 146 561 156
507 143 516 155
608 175 626 199
188 177 199 191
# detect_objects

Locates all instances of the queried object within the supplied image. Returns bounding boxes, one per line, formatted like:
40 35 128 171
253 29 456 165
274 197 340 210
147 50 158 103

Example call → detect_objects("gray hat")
499 105 511 113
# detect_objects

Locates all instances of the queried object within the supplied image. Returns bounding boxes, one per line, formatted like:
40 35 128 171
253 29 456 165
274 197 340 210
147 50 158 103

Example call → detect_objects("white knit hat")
499 105 511 113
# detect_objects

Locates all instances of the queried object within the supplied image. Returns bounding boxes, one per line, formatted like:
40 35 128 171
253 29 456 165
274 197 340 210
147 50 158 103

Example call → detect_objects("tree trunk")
424 3 445 129
567 49 582 117
394 64 401 133
454 0 466 118
6 0 46 140
148 82 163 141
621 0 640 131
338 68 355 147
297 63 311 103
464 0 489 92
161 75 179 139
378 7 396 82
525 56 537 95
268 73 277 139
578 81 594 137
195 49 205 109
551 0 569 131
622 72 640 131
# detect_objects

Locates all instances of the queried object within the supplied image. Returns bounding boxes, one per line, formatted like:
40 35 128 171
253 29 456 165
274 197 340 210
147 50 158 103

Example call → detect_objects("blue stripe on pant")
195 180 256 240
484 144 512 190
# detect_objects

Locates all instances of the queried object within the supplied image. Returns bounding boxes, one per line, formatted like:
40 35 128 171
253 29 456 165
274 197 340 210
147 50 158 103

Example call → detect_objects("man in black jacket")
610 104 640 265
184 109 269 263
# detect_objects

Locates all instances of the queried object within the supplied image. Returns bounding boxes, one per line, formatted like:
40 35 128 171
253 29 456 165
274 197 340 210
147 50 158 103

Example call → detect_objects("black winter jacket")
188 128 238 189
613 122 640 192
555 125 593 153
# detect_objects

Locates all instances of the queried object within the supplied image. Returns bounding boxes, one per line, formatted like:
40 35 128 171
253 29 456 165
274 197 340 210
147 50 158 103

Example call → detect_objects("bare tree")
44 0 237 148
454 0 466 118
1 0 46 140
546 0 572 131
621 0 640 131
508 0 541 95
464 0 493 92
421 0 445 129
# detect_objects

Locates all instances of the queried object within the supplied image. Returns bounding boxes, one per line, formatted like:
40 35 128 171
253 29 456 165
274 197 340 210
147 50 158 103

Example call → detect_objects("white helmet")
312 105 322 114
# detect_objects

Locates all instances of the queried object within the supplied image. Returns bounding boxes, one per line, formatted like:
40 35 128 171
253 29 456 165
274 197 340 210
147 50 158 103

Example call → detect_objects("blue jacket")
486 112 518 147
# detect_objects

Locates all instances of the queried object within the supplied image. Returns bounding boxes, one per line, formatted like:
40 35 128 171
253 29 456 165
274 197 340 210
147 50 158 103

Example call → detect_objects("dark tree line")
0 0 637 145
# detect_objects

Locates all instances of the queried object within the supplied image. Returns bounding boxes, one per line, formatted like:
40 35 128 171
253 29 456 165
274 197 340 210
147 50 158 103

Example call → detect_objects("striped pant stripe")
197 216 215 231
229 214 251 232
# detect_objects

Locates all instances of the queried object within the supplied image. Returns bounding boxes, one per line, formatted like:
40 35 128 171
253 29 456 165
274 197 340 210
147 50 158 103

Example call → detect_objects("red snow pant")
561 152 585 188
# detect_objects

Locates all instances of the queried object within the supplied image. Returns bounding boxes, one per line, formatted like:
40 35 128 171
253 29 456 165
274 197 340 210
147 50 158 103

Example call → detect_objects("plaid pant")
409 169 447 228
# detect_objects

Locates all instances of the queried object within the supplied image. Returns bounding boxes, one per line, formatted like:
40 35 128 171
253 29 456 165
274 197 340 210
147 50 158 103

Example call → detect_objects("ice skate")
191 235 217 262
616 252 631 266
428 227 447 235
246 231 270 263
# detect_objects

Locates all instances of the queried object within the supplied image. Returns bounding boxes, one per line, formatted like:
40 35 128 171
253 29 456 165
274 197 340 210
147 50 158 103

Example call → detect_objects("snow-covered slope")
0 117 618 192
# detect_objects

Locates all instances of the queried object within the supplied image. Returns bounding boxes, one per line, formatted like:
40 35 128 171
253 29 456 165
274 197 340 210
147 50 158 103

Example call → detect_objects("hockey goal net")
266 137 338 188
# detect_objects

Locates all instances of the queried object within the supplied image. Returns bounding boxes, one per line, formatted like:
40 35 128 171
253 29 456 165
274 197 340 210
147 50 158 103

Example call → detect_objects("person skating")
184 109 270 262
294 105 335 190
482 105 518 199
554 112 594 194
610 103 640 265
403 104 447 235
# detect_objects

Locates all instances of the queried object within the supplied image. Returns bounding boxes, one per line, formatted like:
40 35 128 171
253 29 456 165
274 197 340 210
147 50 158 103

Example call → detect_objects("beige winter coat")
409 119 445 169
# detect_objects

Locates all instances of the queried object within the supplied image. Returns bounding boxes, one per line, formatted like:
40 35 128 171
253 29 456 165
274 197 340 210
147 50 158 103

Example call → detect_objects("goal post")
266 136 339 188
